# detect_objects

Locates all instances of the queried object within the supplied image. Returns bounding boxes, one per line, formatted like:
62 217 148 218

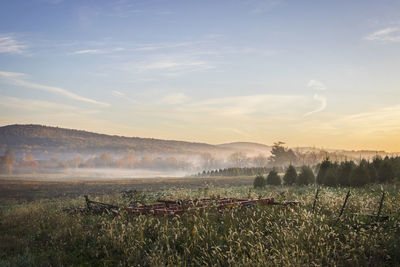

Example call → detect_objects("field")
1 177 400 266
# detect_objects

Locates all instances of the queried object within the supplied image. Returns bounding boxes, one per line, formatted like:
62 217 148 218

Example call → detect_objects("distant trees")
252 154 268 167
201 153 218 170
229 152 248 168
19 154 39 173
0 148 14 174
196 167 272 177
266 169 281 185
269 142 297 167
283 165 297 185
315 156 399 187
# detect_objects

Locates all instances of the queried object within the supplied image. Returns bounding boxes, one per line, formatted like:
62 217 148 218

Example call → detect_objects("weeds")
0 185 399 266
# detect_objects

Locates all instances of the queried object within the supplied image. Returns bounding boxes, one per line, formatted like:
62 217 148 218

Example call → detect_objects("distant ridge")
0 124 219 155
0 124 392 158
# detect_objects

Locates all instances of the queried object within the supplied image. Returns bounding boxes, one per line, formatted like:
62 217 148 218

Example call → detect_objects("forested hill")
0 124 220 155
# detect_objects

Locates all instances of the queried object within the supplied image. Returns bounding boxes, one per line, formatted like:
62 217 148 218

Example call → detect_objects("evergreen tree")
337 161 355 186
324 166 339 187
253 175 266 188
378 161 395 183
349 165 370 187
266 169 281 185
316 158 331 185
297 166 315 185
283 165 297 185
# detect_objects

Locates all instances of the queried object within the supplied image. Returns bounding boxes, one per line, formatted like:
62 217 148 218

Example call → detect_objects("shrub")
266 169 281 185
296 166 315 185
253 174 266 188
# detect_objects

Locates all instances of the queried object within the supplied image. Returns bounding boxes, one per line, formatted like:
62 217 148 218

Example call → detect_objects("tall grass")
1 185 399 266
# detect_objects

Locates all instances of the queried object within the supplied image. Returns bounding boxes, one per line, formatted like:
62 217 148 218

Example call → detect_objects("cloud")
134 42 196 51
0 71 109 107
169 94 307 118
365 27 400 43
0 95 84 112
304 94 327 116
70 49 103 55
69 47 125 55
112 90 125 97
338 104 400 131
0 71 26 78
308 80 327 91
142 60 212 71
0 35 27 54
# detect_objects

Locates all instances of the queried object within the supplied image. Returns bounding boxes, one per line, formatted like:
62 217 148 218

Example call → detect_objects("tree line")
254 156 400 188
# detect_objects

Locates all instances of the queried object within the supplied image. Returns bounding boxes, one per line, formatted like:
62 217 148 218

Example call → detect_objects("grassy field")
0 178 399 266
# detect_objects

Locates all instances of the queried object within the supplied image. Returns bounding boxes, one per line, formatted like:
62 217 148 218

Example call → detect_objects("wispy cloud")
112 90 125 97
365 27 400 43
0 71 26 78
141 60 212 71
134 42 196 51
69 47 125 55
0 34 27 54
0 71 109 107
158 93 307 119
338 104 400 131
70 49 103 55
0 95 85 112
304 94 327 116
111 90 137 104
308 80 327 91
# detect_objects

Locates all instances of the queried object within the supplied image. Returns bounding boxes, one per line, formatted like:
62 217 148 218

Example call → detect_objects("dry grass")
0 181 399 266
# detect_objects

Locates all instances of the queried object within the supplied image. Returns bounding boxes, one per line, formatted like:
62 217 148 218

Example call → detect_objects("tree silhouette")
266 169 281 185
283 165 297 185
297 166 315 185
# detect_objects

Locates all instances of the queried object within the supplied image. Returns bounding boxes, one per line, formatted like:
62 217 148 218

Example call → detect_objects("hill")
0 124 222 157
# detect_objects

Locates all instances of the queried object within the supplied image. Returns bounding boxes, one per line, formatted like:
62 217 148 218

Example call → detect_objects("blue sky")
1 0 400 151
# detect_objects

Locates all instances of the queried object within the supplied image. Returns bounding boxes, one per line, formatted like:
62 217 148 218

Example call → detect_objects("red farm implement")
125 197 296 216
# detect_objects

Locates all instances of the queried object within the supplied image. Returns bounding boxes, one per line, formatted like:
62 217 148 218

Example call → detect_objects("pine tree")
253 175 266 188
283 165 297 185
266 169 281 185
297 166 315 185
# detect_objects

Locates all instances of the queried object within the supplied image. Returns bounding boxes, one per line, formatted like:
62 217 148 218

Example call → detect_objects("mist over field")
1 1 400 265
1 124 396 180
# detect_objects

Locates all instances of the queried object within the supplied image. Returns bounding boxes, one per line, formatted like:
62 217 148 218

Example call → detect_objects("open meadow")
1 177 399 266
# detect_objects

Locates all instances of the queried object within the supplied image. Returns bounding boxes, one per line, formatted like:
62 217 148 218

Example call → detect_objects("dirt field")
0 176 254 201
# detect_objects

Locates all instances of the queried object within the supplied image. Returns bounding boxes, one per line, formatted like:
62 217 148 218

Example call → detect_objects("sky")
0 0 400 152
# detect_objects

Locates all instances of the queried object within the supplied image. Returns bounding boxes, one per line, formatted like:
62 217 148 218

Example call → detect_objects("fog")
0 168 188 181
